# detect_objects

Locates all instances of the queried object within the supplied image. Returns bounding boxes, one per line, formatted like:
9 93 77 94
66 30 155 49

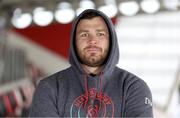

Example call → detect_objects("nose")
88 34 98 45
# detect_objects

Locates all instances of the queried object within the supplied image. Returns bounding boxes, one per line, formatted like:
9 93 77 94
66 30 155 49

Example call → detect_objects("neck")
82 64 102 74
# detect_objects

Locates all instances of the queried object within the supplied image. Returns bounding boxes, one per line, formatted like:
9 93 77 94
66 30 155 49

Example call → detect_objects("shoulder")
114 66 141 83
114 66 151 94
38 67 72 90
114 67 153 116
42 67 72 82
114 67 153 117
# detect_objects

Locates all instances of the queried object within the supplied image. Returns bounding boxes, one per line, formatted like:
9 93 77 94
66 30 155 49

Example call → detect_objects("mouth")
85 47 101 54
87 48 100 52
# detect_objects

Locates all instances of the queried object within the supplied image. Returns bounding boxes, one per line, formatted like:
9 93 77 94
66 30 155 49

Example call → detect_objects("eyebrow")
96 29 108 32
77 29 108 34
77 30 89 34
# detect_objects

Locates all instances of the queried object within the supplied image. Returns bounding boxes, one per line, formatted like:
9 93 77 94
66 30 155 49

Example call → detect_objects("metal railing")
154 62 180 112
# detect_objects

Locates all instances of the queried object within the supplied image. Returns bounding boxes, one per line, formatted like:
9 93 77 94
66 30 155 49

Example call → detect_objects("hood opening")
69 9 119 75
72 10 113 70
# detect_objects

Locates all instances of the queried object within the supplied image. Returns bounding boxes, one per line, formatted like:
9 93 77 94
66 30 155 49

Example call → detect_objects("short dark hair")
80 11 101 20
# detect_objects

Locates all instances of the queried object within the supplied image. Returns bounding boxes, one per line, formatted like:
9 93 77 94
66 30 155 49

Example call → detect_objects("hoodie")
29 9 153 117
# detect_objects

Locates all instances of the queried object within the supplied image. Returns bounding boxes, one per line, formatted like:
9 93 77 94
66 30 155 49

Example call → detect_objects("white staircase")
116 11 180 117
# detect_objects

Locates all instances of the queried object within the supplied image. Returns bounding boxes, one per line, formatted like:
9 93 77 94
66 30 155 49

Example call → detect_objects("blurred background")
0 0 180 117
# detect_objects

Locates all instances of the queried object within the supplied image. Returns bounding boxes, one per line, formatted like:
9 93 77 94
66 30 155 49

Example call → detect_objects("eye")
80 33 88 37
97 32 105 37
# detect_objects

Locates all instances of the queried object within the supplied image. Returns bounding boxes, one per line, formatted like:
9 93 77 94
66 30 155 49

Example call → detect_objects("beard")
77 46 109 67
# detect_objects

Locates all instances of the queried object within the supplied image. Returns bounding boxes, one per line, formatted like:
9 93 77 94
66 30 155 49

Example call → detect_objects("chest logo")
70 88 114 117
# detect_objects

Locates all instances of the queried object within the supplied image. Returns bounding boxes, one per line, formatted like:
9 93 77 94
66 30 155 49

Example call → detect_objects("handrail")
154 62 180 112
0 78 32 94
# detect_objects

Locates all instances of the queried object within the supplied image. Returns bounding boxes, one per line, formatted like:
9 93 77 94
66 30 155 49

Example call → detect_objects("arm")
124 79 153 117
29 80 59 117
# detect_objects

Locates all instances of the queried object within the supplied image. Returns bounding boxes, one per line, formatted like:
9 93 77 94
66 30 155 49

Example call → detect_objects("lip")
86 48 100 52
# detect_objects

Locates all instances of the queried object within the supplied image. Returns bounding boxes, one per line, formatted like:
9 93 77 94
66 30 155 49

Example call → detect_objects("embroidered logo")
70 88 114 117
145 97 153 106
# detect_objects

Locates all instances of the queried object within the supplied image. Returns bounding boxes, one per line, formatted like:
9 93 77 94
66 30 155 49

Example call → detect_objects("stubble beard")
78 48 109 67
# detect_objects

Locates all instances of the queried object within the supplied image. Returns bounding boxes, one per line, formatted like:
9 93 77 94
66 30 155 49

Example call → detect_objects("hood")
69 9 119 76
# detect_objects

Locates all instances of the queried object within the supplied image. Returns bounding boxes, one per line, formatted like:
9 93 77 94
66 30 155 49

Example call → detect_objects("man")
29 9 153 117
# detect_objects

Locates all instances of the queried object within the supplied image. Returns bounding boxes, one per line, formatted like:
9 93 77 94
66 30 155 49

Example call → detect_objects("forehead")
76 16 108 30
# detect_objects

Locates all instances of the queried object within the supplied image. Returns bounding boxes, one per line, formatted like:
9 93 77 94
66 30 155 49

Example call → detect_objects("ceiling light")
163 0 179 11
79 0 95 8
33 7 53 27
11 8 32 29
76 0 95 16
119 1 139 16
55 2 75 24
98 4 118 18
140 0 160 14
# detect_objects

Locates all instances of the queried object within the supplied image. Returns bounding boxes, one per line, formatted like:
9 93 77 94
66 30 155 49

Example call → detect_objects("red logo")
70 88 114 118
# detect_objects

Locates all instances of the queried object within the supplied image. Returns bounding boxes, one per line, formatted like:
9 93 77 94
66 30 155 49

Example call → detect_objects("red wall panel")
12 17 117 59
13 22 72 59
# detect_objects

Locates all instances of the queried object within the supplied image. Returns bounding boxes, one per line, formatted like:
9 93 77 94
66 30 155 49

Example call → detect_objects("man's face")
76 16 109 67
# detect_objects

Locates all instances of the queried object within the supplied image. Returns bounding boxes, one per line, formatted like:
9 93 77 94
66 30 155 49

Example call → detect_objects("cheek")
102 40 109 51
76 40 85 52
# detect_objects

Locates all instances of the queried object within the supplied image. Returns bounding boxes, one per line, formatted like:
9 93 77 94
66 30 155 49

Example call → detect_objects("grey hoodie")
29 9 153 117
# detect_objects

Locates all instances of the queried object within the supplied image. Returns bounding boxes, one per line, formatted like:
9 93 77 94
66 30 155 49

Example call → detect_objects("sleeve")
124 79 153 117
29 80 59 117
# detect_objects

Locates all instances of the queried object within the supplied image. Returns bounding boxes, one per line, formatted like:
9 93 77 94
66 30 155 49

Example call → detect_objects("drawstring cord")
99 71 103 104
83 71 104 107
84 74 88 108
